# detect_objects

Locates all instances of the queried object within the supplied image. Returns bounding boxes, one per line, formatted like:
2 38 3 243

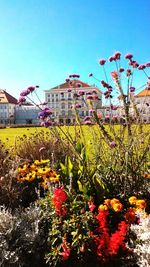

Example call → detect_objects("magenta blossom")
18 96 26 104
99 59 106 65
89 109 95 113
65 78 70 83
76 82 82 87
109 141 117 148
119 68 124 73
114 51 121 60
87 95 93 100
20 89 30 97
28 86 36 92
109 55 115 62
138 64 146 70
146 62 150 67
84 120 92 125
130 87 135 92
125 53 133 60
75 103 81 108
78 90 85 96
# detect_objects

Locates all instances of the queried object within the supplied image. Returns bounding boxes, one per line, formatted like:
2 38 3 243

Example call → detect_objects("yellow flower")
136 199 146 209
25 171 37 182
129 196 137 205
17 164 29 173
16 174 26 182
29 164 38 171
37 167 51 175
98 204 108 211
104 199 111 207
110 198 120 206
34 159 50 165
112 203 123 212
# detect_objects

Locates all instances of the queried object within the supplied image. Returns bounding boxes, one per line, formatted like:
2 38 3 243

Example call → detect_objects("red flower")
52 187 68 216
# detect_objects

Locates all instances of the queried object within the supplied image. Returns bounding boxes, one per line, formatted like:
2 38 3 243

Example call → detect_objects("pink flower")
125 53 133 60
114 51 121 60
99 59 106 65
138 64 146 70
109 141 117 148
130 87 135 92
119 68 124 73
111 71 119 80
146 62 150 67
20 89 30 96
28 86 36 92
89 203 96 212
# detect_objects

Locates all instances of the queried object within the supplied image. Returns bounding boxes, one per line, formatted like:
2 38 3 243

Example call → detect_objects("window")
62 110 65 116
61 103 65 109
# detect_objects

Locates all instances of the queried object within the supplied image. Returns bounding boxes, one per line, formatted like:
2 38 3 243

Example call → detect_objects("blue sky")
0 0 150 101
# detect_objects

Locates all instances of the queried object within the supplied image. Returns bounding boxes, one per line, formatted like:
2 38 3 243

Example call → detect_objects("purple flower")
20 89 30 96
105 115 110 119
69 73 80 78
130 87 135 92
132 61 139 68
84 120 92 125
138 64 146 70
75 103 81 108
28 86 36 92
42 121 53 127
44 107 53 114
89 109 95 113
78 90 85 96
109 55 115 62
119 68 124 73
76 82 82 87
125 53 133 60
146 62 150 67
99 59 106 65
101 80 109 88
109 141 117 149
84 116 91 121
18 96 26 104
126 69 132 76
114 52 121 60
89 73 93 77
67 88 72 92
65 78 70 82
87 95 93 100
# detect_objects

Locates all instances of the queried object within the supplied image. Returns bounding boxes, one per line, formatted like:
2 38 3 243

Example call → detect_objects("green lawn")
0 124 149 148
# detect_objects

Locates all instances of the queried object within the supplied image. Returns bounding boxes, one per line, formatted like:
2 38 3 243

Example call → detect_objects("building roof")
135 89 150 97
0 89 18 104
45 79 94 92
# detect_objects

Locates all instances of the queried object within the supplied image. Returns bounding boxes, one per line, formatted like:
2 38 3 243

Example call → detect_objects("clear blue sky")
0 0 150 101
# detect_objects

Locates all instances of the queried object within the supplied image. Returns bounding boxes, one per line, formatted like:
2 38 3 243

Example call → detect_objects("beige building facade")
44 80 102 124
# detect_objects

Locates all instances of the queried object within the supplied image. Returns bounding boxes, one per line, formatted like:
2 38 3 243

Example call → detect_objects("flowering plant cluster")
45 189 148 266
16 159 59 189
130 213 150 267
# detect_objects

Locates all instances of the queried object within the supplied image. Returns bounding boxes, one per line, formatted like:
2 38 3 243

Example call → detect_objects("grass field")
0 124 150 148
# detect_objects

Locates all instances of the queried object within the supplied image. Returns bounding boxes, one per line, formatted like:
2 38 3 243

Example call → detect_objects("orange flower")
136 199 146 209
104 199 111 207
99 204 108 211
110 198 120 206
128 196 137 205
112 203 123 212
124 208 136 223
